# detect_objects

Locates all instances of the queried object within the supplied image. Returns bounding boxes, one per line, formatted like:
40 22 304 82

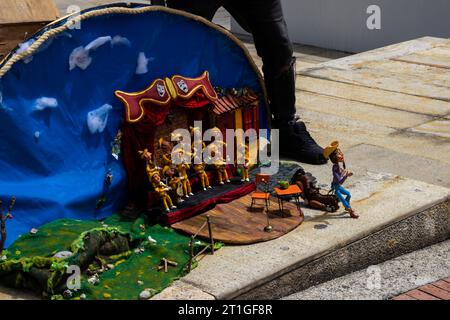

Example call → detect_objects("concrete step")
283 240 450 300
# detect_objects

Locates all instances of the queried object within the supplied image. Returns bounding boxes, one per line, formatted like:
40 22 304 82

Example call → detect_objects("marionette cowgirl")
323 141 359 219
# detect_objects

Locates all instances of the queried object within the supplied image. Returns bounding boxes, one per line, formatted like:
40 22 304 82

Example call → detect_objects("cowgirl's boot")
346 207 359 219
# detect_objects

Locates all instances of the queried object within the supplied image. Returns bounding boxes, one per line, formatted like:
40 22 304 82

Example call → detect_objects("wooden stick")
167 260 178 267
193 246 210 259
188 236 194 273
193 221 208 238
0 200 4 253
207 215 215 255
7 196 15 218
163 258 168 273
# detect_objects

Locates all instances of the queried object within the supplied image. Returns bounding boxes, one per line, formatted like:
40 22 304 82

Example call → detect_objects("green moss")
69 226 127 254
7 219 102 259
0 213 219 300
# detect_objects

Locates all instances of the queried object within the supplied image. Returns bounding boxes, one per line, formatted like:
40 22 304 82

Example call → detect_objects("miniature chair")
250 174 271 212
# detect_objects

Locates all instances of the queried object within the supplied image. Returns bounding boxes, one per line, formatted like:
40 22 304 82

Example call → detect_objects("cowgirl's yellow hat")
323 141 339 159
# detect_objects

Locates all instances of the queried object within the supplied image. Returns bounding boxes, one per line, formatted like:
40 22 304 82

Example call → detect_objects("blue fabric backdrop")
0 6 268 247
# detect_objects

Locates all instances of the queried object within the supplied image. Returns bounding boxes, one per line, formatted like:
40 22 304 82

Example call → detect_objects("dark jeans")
162 0 297 125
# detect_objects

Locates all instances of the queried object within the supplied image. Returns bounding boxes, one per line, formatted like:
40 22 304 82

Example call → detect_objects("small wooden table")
274 185 302 214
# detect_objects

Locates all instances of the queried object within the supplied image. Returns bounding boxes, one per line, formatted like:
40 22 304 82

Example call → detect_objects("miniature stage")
172 162 306 244
172 194 304 245
160 177 256 225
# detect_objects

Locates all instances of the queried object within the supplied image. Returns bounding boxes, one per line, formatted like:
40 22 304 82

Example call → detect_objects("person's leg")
166 0 326 164
225 0 326 164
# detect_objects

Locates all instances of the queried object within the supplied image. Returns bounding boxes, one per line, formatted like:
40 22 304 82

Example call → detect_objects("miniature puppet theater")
0 4 313 299
115 70 262 225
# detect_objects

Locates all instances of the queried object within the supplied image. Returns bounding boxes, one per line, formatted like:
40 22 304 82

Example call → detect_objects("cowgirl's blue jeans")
332 184 352 209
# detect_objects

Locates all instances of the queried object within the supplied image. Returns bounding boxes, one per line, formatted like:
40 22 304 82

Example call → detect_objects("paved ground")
393 277 450 300
283 240 450 300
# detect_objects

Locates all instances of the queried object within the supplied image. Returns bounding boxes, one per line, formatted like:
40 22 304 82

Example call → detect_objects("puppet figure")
148 167 177 213
193 157 211 191
163 166 185 204
291 168 340 212
238 142 250 182
176 150 194 197
213 160 230 185
208 144 230 185
157 138 173 168
171 132 184 151
190 126 206 156
210 127 227 149
138 149 161 185
323 141 359 219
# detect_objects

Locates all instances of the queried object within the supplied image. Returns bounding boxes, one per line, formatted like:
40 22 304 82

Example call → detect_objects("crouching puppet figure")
147 166 177 213
206 143 230 185
163 166 185 205
176 150 194 198
193 158 211 191
323 141 359 219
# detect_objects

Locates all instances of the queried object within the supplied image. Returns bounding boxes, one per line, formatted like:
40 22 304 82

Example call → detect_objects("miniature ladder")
187 215 215 273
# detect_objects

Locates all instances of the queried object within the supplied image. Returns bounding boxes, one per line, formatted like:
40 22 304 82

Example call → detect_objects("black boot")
266 58 327 165
276 116 327 165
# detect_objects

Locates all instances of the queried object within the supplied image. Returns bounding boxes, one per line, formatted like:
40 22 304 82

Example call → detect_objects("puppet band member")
194 163 211 190
323 141 359 219
177 162 193 197
214 162 230 185
148 168 176 212
208 141 230 185
239 144 250 182
163 166 184 204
